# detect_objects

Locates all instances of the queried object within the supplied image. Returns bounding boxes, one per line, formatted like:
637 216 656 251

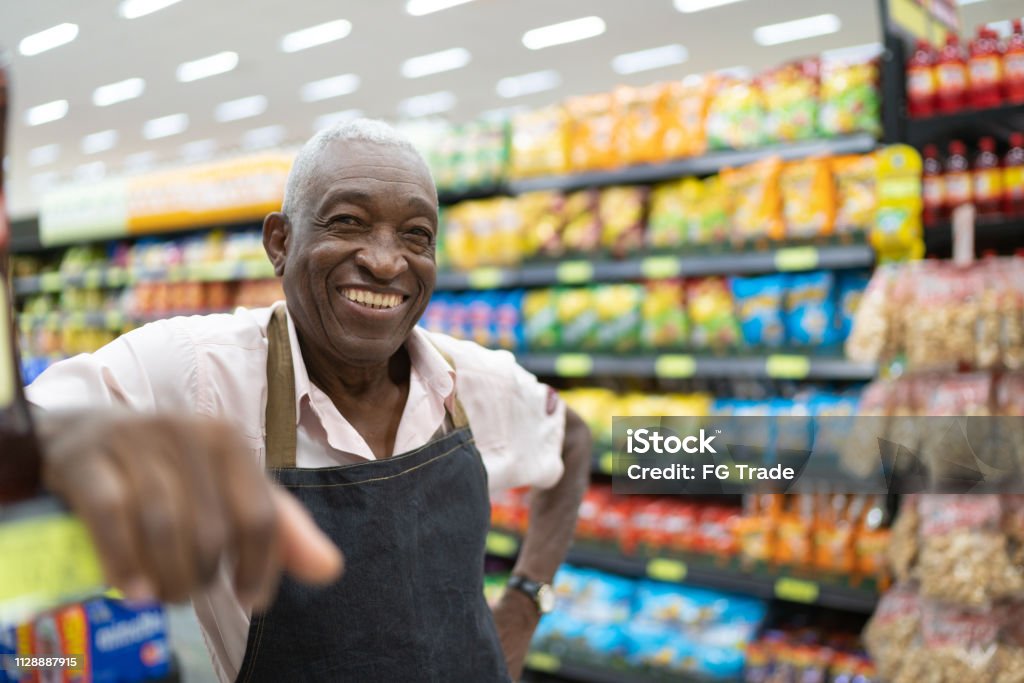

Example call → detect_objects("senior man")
28 119 592 682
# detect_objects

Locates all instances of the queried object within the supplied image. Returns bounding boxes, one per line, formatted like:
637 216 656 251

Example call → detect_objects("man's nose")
354 231 408 281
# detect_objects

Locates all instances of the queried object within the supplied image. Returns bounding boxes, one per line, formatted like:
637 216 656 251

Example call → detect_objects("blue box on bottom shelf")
1 597 170 683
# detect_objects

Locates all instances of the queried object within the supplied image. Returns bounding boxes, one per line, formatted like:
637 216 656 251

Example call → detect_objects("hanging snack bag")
565 93 619 172
731 275 786 348
761 59 820 143
832 154 877 236
510 105 569 178
706 75 766 150
784 271 838 347
641 280 688 350
614 83 667 166
599 185 647 257
687 277 741 350
662 75 713 160
722 157 784 243
780 157 836 239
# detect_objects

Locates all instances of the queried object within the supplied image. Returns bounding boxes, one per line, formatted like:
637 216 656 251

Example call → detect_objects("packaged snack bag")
722 157 784 242
706 76 766 150
736 494 781 565
775 495 815 567
863 583 921 679
761 59 820 142
614 83 667 166
558 190 602 255
731 275 786 348
784 271 838 347
494 289 524 351
854 494 891 578
647 180 689 249
835 270 871 342
687 277 740 350
556 287 598 350
694 175 731 245
1003 258 1024 370
599 186 647 257
813 493 858 575
510 105 569 178
593 284 643 353
662 75 713 160
819 56 882 137
641 280 688 350
517 191 563 260
441 202 477 271
564 93 618 172
523 289 560 350
780 157 836 239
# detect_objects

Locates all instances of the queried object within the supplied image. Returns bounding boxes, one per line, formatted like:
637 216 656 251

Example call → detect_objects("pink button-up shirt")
26 301 566 682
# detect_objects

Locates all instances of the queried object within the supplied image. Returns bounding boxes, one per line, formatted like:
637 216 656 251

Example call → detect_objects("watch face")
537 584 555 614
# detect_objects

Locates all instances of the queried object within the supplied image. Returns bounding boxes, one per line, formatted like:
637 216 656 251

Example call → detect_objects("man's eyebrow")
407 195 438 216
319 188 376 211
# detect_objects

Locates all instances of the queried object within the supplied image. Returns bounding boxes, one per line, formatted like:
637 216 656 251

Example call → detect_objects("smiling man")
27 120 592 682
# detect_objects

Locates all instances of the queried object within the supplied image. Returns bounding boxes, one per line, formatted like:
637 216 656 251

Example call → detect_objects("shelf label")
554 354 593 377
766 355 811 379
556 261 594 284
646 558 687 583
524 652 560 673
598 452 615 475
40 273 63 292
774 577 820 604
641 256 682 280
485 532 519 558
655 354 697 379
774 247 819 272
466 267 504 289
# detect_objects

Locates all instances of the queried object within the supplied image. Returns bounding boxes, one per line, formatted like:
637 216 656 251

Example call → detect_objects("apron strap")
265 306 298 469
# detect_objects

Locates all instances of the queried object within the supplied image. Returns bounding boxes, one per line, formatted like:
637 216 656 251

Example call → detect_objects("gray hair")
281 118 434 218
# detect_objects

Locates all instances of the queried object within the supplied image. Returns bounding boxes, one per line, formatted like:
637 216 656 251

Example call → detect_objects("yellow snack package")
614 83 667 166
832 153 878 236
663 75 713 160
516 191 562 261
599 186 647 257
565 93 619 172
780 157 836 239
510 105 569 178
695 175 730 245
648 180 687 249
558 190 602 255
442 202 477 271
706 75 766 150
722 157 785 242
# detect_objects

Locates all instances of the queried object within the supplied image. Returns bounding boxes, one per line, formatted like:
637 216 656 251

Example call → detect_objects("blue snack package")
422 293 450 336
495 290 525 351
731 275 786 348
835 271 871 342
784 271 838 347
467 293 496 348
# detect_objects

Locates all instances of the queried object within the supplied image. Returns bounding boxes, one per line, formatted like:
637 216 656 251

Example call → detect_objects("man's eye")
408 227 434 243
333 215 360 226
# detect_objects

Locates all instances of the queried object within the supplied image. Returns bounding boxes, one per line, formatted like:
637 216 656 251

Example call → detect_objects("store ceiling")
0 0 1019 217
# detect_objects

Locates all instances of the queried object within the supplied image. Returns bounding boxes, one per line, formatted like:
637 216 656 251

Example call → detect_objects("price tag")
646 558 687 582
598 452 615 475
774 577 820 604
466 267 504 289
766 355 811 379
485 532 519 558
774 247 819 272
40 273 63 293
524 652 560 673
554 354 593 377
555 261 593 284
655 354 697 378
640 256 682 280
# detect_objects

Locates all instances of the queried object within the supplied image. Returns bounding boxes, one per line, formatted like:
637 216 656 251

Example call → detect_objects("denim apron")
234 307 510 682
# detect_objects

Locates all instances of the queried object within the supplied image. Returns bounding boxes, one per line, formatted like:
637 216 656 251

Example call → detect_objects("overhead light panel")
180 139 218 162
406 0 475 16
177 51 239 82
25 99 69 126
143 113 188 139
401 47 471 79
28 144 60 167
242 125 287 150
214 95 268 122
92 77 145 107
612 44 689 74
397 91 456 118
495 70 561 98
314 109 364 132
119 0 183 18
280 19 352 53
81 130 119 155
19 23 79 56
754 14 841 46
523 16 606 50
300 73 361 102
674 0 747 12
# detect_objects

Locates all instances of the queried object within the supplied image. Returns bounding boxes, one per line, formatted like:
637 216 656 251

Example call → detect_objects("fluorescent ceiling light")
401 47 471 79
754 14 841 46
496 70 561 98
30 172 60 192
523 16 605 50
314 109 364 132
180 139 218 161
177 51 239 82
674 0 746 12
242 125 287 150
143 113 188 139
397 91 456 118
123 151 157 172
75 161 107 182
81 130 119 155
92 77 145 107
215 95 268 122
612 44 689 74
25 99 69 126
19 23 79 56
119 0 182 18
406 0 475 16
281 19 352 53
28 144 60 167
300 73 361 102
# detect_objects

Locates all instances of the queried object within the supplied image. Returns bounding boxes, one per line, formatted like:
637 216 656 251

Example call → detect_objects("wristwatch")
506 575 555 614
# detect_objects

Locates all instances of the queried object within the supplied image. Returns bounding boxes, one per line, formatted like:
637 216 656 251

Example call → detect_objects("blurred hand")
37 410 343 608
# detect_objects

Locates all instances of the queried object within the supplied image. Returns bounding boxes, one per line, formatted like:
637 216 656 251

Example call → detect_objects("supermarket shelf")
507 134 877 194
437 182 509 205
486 531 879 614
13 261 279 296
923 215 1024 258
524 655 735 683
905 103 1024 147
516 353 876 381
17 309 211 332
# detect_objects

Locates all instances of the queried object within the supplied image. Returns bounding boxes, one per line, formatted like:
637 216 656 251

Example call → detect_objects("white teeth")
341 288 403 310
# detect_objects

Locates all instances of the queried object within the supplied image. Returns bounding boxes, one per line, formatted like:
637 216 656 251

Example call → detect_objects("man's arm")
492 406 592 679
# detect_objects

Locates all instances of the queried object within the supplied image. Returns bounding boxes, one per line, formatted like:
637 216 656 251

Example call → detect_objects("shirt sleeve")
26 318 201 414
426 332 566 492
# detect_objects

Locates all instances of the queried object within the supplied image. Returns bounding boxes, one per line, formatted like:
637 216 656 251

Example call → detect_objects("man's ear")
263 212 290 276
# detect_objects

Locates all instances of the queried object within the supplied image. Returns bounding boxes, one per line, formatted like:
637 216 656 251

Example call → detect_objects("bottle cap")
949 140 967 155
979 137 996 152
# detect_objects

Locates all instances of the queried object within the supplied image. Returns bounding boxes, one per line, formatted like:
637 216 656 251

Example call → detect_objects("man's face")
281 139 438 366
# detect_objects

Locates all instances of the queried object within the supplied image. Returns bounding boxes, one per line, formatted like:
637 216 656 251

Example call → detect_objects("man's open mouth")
340 287 407 310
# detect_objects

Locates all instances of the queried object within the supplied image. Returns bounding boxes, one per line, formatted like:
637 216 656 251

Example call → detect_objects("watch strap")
507 574 544 599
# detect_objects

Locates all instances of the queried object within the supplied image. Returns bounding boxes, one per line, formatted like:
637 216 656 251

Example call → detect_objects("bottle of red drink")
1006 19 1024 104
936 33 969 114
907 39 938 117
973 136 1003 217
945 140 973 216
922 144 946 226
968 27 1004 109
1004 132 1024 217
